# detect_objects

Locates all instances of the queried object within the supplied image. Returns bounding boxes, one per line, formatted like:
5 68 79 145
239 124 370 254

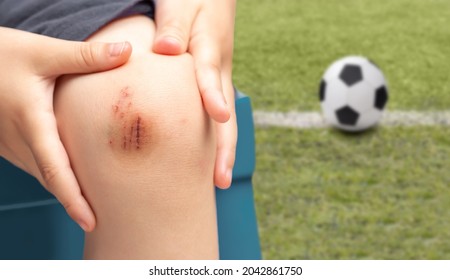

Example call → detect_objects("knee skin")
54 16 218 259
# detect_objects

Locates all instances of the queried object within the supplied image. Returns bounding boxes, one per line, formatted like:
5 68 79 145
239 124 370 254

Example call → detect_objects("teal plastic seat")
0 90 260 260
216 90 261 260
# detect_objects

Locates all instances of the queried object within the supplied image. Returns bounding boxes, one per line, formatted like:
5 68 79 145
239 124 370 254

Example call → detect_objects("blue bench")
0 90 261 260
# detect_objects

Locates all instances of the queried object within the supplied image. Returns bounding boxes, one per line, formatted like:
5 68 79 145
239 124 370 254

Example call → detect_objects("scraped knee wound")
108 87 150 152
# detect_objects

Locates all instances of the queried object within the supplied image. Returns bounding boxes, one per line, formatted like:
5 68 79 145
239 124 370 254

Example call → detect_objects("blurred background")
233 0 450 259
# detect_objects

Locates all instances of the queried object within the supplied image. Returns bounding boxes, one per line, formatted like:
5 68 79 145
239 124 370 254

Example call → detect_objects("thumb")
25 113 96 232
153 0 197 55
36 38 132 77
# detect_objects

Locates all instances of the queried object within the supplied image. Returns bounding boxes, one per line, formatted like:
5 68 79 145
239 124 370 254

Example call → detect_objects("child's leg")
54 15 218 259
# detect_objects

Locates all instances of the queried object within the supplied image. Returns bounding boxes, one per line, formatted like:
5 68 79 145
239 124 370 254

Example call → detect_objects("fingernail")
78 219 89 232
163 36 181 46
226 169 233 186
109 42 126 57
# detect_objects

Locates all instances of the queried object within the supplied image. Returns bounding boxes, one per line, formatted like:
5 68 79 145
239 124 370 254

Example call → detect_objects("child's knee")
106 56 215 163
55 53 216 186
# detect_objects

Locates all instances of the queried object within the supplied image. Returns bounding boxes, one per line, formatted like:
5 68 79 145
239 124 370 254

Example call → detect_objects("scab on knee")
108 87 151 153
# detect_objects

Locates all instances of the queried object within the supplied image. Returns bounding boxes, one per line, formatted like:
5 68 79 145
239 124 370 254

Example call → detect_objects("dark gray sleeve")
0 0 154 41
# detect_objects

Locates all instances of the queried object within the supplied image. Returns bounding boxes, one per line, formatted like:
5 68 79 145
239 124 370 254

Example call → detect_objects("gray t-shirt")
0 0 154 40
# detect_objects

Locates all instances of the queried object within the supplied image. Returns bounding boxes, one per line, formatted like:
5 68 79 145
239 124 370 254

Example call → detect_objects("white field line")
253 110 450 129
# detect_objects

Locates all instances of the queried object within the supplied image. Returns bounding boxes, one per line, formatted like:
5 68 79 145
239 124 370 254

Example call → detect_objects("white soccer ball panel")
357 109 383 130
361 61 387 89
321 79 349 109
347 82 376 113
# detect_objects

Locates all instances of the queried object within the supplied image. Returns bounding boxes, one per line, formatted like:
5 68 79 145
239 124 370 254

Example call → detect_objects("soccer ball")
319 56 389 132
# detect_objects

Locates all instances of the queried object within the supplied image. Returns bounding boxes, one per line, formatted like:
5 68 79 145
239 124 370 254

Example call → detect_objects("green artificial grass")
232 0 450 259
233 0 450 112
253 126 450 259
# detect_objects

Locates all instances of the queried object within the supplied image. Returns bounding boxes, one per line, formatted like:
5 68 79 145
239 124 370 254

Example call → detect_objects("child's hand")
153 0 237 188
0 27 132 231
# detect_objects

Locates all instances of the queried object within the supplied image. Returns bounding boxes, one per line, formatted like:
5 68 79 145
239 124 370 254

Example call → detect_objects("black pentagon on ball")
336 106 360 126
375 86 388 110
319 80 326 101
339 64 363 86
